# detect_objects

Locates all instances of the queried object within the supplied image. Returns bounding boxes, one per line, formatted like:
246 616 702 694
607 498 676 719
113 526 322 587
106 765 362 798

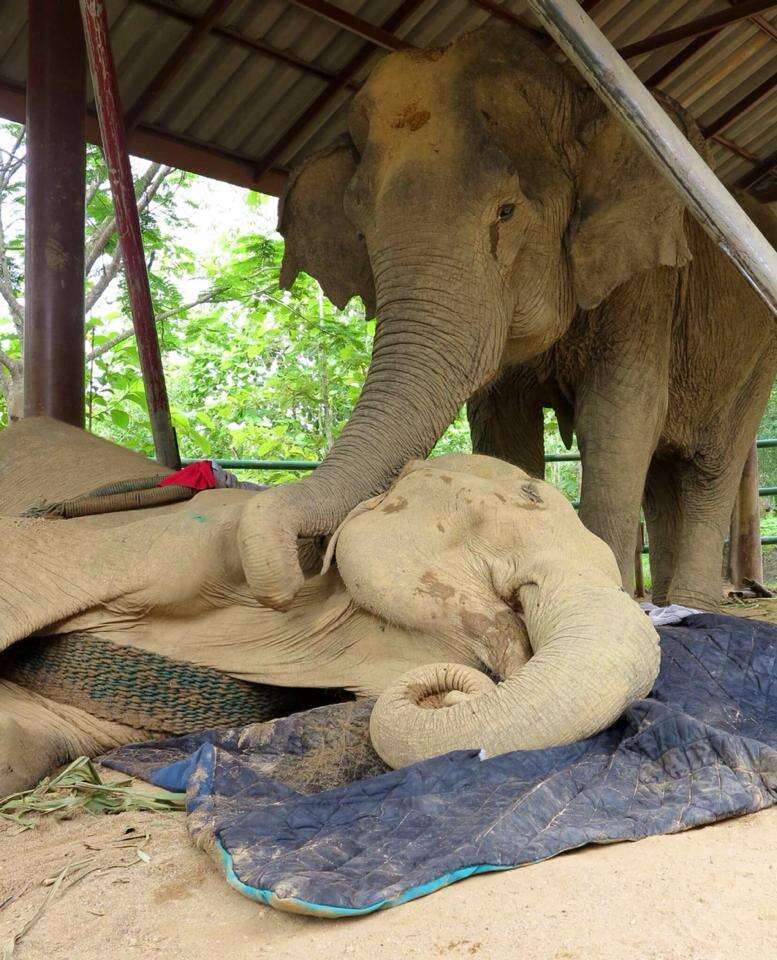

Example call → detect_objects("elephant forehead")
353 49 473 158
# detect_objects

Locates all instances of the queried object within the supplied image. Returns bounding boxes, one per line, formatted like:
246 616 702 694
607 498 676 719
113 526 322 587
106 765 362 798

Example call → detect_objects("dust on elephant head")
239 23 704 612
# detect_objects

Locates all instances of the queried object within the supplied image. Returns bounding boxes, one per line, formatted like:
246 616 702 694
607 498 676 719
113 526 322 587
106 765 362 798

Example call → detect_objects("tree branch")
0 345 20 375
0 129 25 189
84 247 123 314
85 289 227 361
85 170 107 209
84 162 170 274
0 203 23 332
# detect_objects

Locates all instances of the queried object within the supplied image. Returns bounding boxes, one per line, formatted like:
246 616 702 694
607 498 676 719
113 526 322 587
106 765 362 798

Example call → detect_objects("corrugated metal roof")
0 0 775 202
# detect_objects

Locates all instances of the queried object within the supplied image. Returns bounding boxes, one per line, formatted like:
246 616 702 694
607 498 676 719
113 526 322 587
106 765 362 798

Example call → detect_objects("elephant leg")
662 370 775 610
643 457 682 606
576 385 666 593
0 678 147 796
656 460 739 611
468 366 546 479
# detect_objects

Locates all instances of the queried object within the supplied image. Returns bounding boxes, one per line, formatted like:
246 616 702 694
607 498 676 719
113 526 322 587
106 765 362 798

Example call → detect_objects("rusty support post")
730 443 764 588
24 0 87 426
79 0 180 467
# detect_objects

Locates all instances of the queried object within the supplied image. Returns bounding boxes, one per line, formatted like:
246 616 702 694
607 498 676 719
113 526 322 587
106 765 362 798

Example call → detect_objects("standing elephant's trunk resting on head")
238 275 507 611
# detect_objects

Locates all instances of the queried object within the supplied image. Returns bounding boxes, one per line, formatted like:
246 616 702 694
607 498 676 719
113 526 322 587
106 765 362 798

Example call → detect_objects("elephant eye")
497 202 515 221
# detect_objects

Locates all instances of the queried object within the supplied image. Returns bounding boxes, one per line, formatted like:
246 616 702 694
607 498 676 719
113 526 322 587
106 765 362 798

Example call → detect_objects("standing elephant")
239 23 776 613
0 417 658 789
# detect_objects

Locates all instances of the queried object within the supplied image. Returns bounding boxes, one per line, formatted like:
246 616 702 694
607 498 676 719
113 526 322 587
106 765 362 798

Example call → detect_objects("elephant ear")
567 94 697 309
278 136 376 317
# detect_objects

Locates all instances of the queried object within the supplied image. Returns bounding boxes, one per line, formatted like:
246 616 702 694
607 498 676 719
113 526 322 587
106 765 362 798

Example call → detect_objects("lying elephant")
0 417 658 792
239 22 776 615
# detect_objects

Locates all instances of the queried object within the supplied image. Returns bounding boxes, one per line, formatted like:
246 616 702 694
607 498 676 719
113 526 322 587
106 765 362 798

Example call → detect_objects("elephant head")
333 454 660 768
239 24 696 610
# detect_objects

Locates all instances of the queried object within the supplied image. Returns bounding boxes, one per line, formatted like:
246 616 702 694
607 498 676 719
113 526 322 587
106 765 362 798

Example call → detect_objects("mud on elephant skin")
240 22 776 615
0 418 658 791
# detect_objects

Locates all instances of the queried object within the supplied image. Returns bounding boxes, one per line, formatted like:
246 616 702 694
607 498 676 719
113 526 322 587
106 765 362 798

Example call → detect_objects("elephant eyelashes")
497 203 515 222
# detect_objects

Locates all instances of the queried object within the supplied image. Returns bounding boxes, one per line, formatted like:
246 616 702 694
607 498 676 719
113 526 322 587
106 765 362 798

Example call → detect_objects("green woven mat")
1 633 346 734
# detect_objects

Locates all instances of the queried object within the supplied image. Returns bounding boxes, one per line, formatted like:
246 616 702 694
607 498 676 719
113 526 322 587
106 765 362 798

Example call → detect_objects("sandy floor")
3 602 777 960
2 782 776 960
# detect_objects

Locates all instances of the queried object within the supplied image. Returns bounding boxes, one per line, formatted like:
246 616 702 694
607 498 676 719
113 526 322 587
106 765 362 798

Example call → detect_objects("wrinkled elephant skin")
0 418 658 788
241 23 777 614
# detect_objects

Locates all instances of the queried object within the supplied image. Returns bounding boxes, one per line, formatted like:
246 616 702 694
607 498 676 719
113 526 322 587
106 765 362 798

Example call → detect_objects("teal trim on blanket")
216 840 510 917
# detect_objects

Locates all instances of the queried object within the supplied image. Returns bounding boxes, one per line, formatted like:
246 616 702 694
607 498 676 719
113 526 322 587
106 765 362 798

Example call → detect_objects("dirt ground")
2 600 777 960
2 798 776 960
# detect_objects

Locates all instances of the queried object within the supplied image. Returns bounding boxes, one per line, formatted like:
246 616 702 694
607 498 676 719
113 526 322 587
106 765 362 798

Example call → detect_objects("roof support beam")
468 0 544 35
0 80 287 194
618 0 777 59
729 0 777 42
645 32 717 88
125 0 234 129
132 0 352 86
646 0 777 89
711 133 761 163
470 0 526 23
736 149 777 190
702 69 777 138
286 0 411 51
529 0 777 314
24 0 87 427
255 0 425 178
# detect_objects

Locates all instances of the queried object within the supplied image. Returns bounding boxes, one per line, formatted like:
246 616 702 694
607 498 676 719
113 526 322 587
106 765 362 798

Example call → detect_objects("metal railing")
185 437 777 550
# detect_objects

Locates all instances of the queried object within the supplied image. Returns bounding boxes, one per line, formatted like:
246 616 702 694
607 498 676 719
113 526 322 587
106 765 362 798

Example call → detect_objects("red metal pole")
79 0 180 467
24 0 87 426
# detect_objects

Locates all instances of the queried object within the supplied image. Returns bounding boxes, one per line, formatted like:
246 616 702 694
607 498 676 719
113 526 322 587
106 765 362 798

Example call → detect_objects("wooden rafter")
736 148 777 189
254 0 426 178
730 0 777 42
286 0 411 51
471 0 526 23
711 133 761 163
702 69 777 138
645 33 718 88
0 78 287 194
618 0 777 59
132 0 355 87
125 0 234 129
469 0 544 36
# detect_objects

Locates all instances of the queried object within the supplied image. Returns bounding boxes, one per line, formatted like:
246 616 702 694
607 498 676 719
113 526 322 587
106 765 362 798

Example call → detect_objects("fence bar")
527 0 777 316
183 458 320 470
80 0 180 468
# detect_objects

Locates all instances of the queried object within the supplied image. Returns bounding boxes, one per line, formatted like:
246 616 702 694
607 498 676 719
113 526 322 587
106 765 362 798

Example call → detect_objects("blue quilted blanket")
102 613 777 917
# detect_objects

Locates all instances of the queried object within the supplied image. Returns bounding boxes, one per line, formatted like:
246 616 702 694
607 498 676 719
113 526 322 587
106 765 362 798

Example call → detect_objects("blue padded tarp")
102 613 777 916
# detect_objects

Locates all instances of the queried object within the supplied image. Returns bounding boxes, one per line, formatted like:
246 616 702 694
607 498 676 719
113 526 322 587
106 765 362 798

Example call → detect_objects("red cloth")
157 460 216 491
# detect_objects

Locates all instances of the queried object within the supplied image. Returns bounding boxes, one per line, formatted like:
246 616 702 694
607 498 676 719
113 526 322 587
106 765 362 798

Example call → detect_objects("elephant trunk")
369 571 660 768
239 252 505 610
